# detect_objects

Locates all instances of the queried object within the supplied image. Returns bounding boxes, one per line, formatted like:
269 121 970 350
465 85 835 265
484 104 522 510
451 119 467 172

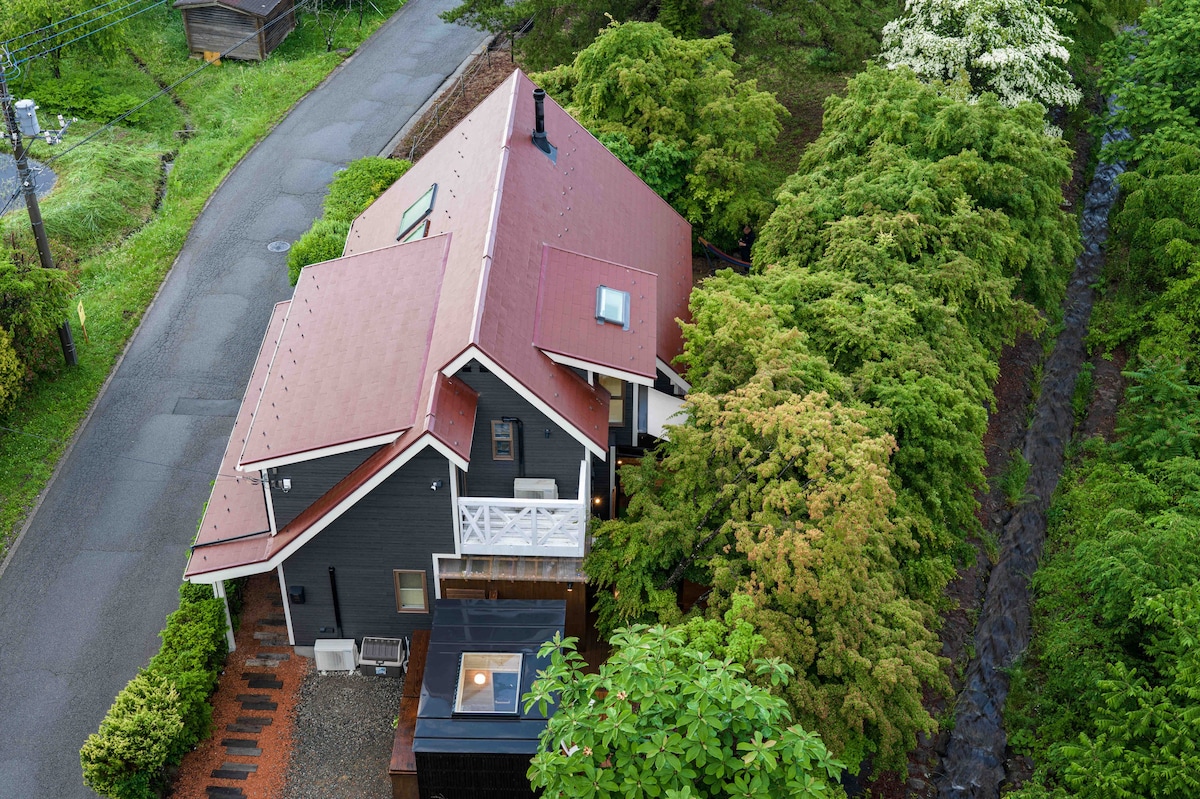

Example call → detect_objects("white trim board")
540 349 654 388
656 357 690 394
441 346 607 459
238 429 406 473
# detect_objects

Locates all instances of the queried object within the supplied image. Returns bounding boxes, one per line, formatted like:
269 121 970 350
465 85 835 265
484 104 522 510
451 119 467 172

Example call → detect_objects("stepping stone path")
205 595 291 797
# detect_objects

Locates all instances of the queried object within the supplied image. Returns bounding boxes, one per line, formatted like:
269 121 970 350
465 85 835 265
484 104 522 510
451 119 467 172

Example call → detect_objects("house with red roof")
183 70 692 652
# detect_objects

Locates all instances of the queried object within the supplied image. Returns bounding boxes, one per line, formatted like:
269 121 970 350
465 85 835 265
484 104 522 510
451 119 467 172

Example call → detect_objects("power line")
10 0 171 67
0 0 130 48
45 9 298 166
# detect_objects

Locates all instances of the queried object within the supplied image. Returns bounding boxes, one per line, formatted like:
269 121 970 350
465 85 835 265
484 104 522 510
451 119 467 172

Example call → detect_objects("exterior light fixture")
430 480 444 491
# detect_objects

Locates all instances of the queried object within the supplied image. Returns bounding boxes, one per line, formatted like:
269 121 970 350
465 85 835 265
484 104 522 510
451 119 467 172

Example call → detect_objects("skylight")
455 652 523 714
595 285 630 330
397 184 437 241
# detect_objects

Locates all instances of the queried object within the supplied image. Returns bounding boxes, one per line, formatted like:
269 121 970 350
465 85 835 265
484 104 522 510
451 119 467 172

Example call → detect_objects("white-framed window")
393 569 428 613
599 375 624 425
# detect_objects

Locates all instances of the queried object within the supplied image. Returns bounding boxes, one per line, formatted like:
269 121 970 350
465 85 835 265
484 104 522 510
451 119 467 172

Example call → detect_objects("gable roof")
184 69 691 582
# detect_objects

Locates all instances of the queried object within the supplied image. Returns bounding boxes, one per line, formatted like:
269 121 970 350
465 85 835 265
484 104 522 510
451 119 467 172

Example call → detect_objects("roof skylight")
595 285 630 330
397 184 437 241
455 652 523 714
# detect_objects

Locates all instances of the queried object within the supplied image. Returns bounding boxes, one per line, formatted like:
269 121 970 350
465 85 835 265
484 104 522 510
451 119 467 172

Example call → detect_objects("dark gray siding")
269 446 381 529
455 364 587 499
606 379 634 449
281 448 455 646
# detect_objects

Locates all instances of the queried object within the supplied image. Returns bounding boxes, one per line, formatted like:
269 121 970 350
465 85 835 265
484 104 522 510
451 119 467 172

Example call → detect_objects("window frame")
400 218 430 243
454 652 524 715
393 569 429 614
595 285 631 330
396 184 438 241
491 419 514 461
599 375 625 425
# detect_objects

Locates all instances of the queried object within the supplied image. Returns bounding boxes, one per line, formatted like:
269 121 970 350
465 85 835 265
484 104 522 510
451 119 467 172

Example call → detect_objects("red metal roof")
534 246 658 381
185 69 691 580
238 236 452 470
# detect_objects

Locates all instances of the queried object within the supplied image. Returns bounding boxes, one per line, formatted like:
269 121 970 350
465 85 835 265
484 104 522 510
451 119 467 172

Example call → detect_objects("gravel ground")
282 666 405 799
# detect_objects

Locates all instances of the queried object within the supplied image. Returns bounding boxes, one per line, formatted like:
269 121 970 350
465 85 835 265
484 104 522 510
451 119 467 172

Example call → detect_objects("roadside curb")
379 34 494 158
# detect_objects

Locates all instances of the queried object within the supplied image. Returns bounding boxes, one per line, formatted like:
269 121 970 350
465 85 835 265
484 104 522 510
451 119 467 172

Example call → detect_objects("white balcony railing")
457 461 589 557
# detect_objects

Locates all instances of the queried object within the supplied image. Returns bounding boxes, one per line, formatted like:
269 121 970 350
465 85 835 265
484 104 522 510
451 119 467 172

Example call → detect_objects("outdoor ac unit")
358 636 409 678
514 478 557 500
313 638 358 673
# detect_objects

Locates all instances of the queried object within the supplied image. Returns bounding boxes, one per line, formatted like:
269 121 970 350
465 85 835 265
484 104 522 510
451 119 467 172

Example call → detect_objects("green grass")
0 3 405 559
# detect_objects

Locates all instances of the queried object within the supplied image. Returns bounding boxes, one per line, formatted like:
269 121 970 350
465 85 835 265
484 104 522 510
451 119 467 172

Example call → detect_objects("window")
599 375 624 425
393 570 428 613
595 286 630 330
491 420 514 460
455 652 523 714
396 184 437 241
400 218 429 243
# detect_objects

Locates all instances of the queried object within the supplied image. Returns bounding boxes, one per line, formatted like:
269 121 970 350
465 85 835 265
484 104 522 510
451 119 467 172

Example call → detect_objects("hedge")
81 582 234 799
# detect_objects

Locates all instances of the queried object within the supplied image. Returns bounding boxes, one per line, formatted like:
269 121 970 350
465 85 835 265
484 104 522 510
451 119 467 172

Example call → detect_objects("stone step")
211 770 250 781
237 716 273 726
242 658 281 668
216 762 258 773
258 615 286 626
205 787 245 798
240 700 278 712
235 694 272 703
253 631 288 641
224 747 262 757
225 723 264 734
247 677 284 690
221 738 258 748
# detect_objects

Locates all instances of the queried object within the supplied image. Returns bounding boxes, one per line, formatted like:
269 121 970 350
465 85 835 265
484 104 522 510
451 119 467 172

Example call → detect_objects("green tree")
880 0 1082 110
0 0 129 79
1101 0 1200 163
586 376 946 768
535 21 786 244
0 325 23 417
0 255 75 377
524 624 847 799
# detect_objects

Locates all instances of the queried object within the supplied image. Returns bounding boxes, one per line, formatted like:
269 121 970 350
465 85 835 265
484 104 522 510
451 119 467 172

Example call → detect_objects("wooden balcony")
457 461 589 558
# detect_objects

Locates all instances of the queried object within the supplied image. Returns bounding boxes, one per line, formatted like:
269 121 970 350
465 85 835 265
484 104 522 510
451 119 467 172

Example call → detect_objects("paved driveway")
0 3 486 796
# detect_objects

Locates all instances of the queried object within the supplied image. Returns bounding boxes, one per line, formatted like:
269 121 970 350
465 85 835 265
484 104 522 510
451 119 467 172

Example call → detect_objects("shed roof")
173 0 289 15
415 600 565 755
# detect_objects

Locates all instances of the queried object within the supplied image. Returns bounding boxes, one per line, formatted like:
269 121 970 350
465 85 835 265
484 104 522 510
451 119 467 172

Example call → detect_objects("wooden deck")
388 629 429 799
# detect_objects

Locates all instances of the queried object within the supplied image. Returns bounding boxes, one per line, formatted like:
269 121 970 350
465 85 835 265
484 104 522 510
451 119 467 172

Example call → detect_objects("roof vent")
531 88 557 164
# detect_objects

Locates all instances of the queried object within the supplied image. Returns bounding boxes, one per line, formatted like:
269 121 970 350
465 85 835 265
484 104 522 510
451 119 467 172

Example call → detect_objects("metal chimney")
531 88 556 163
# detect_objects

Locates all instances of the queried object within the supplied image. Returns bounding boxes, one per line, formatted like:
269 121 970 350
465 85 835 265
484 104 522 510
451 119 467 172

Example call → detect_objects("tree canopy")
880 0 1081 110
524 623 847 799
1101 0 1200 163
535 21 786 244
0 0 129 79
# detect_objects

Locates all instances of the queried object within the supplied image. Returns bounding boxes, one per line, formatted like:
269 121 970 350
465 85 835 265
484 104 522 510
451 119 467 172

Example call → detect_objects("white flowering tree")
880 0 1082 110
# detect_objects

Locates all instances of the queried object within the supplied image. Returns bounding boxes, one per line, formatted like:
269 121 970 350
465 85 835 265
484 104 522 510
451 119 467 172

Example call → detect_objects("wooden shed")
174 0 296 61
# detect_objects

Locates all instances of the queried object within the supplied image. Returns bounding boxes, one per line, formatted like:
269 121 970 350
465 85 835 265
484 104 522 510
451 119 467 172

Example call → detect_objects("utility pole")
0 55 78 366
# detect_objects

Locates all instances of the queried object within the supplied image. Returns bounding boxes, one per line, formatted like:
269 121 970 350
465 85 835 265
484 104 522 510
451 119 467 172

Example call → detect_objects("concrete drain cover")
267 240 291 253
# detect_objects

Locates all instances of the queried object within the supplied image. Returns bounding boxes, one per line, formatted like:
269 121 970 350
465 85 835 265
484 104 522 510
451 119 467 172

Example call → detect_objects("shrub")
288 157 412 283
0 325 23 417
81 589 231 799
0 256 76 377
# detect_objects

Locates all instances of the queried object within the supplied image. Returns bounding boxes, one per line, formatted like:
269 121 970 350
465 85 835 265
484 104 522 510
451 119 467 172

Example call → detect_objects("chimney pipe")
531 88 556 162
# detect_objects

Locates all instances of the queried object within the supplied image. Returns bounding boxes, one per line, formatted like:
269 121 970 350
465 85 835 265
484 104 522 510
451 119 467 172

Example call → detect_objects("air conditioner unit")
313 638 358 673
358 636 409 678
514 478 557 500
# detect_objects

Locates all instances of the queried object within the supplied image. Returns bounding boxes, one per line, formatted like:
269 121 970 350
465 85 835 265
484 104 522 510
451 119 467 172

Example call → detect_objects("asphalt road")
0 4 487 796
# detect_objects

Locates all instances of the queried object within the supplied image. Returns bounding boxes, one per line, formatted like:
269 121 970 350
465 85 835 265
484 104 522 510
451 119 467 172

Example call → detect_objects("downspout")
328 566 344 638
502 416 525 478
213 580 237 653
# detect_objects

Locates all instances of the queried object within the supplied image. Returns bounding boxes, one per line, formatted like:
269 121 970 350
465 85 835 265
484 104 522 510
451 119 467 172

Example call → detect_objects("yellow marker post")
77 299 89 343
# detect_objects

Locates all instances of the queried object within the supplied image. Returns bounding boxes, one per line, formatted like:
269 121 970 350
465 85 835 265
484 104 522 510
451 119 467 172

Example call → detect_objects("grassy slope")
0 3 404 558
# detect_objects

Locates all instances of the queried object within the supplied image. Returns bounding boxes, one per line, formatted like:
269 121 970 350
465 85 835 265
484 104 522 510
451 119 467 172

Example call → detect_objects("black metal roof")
414 599 565 755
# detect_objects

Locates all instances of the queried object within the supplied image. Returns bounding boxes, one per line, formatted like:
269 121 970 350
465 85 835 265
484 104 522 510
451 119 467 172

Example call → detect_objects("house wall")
262 0 295 52
269 446 381 530
455 364 585 499
281 448 455 646
181 6 263 60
